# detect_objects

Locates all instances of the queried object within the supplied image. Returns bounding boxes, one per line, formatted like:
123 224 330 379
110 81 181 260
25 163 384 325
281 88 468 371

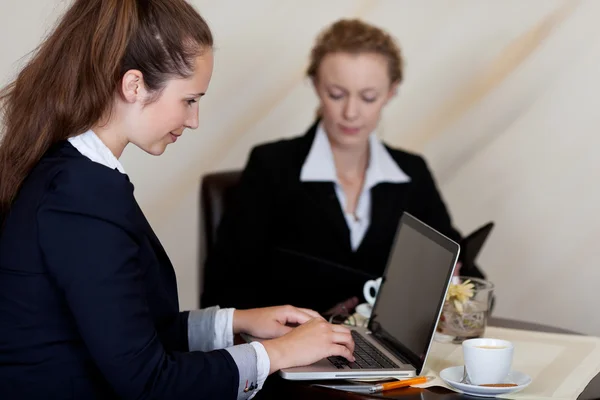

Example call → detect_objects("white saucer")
439 366 531 398
356 303 372 318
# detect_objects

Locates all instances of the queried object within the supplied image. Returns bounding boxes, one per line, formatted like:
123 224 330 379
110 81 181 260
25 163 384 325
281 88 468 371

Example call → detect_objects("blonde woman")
204 19 485 315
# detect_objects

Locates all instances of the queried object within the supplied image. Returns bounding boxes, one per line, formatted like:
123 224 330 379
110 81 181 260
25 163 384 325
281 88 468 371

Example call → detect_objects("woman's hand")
233 305 323 339
322 296 359 317
261 319 355 374
453 261 463 276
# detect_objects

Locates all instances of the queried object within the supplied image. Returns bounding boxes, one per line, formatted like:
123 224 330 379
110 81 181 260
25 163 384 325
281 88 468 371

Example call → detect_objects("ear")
310 76 322 94
385 81 399 103
120 69 147 103
311 76 328 107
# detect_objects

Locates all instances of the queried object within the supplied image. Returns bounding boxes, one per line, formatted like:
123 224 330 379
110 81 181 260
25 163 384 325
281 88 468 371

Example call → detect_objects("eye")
362 96 377 103
327 92 344 100
186 99 198 106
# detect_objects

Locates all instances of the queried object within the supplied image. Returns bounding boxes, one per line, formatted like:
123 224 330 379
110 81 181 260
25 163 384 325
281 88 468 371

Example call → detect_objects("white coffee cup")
362 277 382 306
462 338 514 386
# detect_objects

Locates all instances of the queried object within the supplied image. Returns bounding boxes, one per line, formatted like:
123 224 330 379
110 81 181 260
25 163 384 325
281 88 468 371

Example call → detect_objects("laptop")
278 212 460 380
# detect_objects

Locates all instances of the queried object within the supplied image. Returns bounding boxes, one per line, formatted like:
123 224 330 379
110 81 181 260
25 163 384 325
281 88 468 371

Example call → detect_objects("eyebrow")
188 92 206 97
328 84 378 94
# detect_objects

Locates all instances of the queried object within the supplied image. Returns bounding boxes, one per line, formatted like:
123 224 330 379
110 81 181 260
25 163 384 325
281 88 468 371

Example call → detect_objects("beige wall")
2 0 599 335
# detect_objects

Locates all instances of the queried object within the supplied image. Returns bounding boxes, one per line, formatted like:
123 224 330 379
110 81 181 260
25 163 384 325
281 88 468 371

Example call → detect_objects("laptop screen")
368 213 459 374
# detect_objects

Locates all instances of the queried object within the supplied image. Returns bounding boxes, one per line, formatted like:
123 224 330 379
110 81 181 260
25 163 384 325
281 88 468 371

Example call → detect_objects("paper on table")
413 326 600 399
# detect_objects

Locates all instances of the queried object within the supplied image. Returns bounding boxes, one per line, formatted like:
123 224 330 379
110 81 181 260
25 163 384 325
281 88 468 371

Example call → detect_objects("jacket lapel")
134 202 177 277
357 182 409 254
301 181 352 251
293 120 352 251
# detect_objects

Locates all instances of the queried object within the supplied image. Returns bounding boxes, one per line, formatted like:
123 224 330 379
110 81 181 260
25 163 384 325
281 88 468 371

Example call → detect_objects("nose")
343 96 359 121
185 108 199 130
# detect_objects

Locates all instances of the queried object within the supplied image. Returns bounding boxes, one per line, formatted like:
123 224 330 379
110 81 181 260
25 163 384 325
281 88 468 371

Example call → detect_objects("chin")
330 131 369 149
144 144 168 156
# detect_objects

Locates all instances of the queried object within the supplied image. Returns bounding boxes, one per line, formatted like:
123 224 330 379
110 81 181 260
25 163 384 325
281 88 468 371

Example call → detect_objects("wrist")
262 338 285 374
232 309 247 335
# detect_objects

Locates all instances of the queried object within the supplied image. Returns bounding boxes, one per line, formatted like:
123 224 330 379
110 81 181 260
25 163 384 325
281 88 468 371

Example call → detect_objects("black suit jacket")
0 142 238 399
202 121 484 313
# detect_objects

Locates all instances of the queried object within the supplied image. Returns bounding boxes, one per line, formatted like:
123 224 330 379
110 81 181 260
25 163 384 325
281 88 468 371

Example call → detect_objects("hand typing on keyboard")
328 331 399 369
262 318 356 374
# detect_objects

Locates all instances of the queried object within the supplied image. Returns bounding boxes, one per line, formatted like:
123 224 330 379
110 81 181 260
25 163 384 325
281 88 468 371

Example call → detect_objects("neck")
91 122 129 159
329 139 370 180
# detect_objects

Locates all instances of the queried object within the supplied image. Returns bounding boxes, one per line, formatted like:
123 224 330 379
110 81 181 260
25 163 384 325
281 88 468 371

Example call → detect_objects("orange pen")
369 376 434 393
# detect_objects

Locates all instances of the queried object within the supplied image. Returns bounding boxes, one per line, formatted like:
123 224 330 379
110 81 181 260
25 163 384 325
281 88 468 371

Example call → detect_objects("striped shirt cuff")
225 344 260 399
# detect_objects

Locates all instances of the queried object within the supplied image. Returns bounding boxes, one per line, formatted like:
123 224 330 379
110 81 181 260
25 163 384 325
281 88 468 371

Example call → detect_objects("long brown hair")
0 0 213 223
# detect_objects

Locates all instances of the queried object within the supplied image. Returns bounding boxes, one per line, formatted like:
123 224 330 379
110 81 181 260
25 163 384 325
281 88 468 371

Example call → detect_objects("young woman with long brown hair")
0 1 354 399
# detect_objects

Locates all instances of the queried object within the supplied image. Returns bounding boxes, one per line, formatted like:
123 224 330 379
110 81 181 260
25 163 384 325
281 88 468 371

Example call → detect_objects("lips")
338 124 361 135
169 132 180 142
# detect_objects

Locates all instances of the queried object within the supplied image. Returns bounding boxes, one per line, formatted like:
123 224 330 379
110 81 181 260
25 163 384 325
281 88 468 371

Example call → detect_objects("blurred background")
2 0 599 335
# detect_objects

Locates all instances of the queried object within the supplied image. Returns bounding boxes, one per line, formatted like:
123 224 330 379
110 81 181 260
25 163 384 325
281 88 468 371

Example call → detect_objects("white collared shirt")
68 130 126 173
300 123 411 251
68 130 269 398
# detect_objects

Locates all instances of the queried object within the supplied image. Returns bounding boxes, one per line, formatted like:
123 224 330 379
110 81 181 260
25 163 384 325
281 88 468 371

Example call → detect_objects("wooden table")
254 317 600 400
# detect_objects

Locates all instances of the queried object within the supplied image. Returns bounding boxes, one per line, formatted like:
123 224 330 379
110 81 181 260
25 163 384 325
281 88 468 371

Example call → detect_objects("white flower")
446 280 475 314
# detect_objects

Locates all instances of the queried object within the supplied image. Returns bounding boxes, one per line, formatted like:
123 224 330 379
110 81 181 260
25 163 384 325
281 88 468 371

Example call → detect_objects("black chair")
198 170 242 307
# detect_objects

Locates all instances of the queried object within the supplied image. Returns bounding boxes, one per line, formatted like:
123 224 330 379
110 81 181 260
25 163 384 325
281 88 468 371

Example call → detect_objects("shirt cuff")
215 308 235 349
225 344 261 400
187 306 219 352
188 307 235 351
250 341 270 396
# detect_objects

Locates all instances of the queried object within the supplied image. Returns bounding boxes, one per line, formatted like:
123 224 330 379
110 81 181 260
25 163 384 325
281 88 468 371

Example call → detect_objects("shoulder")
247 119 318 168
42 142 132 195
381 143 433 179
382 143 426 165
241 133 313 186
35 142 137 223
248 134 309 166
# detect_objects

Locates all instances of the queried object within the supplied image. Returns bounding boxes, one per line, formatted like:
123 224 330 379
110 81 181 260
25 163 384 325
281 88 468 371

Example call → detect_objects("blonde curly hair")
307 19 403 84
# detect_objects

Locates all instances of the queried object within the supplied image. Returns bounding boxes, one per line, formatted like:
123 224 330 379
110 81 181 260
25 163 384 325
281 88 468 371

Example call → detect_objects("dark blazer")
0 142 238 399
202 121 484 313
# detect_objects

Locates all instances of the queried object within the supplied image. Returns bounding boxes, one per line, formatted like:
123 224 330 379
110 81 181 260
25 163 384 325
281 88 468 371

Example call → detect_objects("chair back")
198 170 242 306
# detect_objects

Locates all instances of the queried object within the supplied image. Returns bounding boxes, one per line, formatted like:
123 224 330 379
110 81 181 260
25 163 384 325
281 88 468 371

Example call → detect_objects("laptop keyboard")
327 331 399 369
